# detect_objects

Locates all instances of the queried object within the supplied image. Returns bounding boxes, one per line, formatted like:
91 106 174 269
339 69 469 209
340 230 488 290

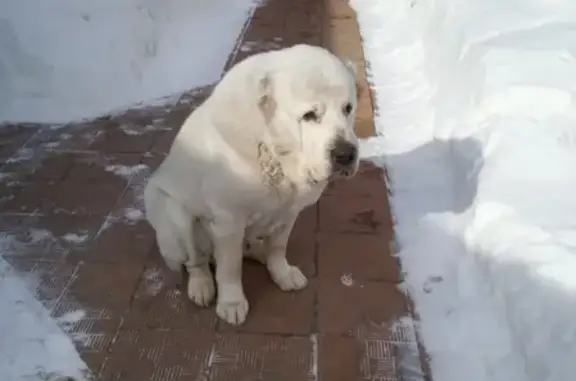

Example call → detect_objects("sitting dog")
144 44 360 325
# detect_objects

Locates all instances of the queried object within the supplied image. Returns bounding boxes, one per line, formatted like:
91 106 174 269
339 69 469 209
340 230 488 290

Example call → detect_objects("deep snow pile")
0 0 257 124
352 0 576 380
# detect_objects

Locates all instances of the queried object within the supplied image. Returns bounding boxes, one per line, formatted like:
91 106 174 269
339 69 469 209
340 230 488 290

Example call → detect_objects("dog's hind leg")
145 185 187 271
265 212 308 292
154 196 215 307
155 226 187 272
243 236 268 264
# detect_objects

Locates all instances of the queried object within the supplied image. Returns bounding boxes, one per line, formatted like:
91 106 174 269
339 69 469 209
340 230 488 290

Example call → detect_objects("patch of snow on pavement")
0 0 259 124
124 207 145 222
340 273 355 287
0 257 89 381
142 267 164 296
353 0 576 380
61 233 89 245
105 163 148 179
114 163 151 222
5 148 34 164
0 228 61 259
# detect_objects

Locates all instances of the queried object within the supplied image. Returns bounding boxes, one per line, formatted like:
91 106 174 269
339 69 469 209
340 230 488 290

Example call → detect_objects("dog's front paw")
216 297 249 325
272 265 308 291
187 275 216 307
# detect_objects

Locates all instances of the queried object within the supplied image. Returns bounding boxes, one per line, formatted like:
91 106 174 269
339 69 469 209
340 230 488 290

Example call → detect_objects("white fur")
144 44 359 325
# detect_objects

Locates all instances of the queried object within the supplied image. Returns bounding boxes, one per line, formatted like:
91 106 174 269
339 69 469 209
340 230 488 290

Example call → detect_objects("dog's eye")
343 102 353 116
302 110 319 123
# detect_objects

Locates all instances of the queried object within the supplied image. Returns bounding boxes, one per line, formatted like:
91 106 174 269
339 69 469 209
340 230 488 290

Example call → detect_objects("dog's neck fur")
212 116 314 198
256 137 317 197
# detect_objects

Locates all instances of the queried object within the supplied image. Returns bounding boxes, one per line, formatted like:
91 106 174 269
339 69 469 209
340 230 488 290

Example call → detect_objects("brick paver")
0 0 429 380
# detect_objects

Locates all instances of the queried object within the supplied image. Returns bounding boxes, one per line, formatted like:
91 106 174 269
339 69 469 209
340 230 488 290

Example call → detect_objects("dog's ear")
341 57 363 101
258 74 276 123
257 73 293 156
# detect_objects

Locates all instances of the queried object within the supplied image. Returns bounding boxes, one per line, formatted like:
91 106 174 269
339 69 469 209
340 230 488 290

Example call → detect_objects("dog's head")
257 44 360 184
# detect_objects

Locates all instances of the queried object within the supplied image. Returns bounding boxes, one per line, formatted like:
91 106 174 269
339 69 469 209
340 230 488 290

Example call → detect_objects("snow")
105 163 148 178
0 0 258 124
352 0 576 380
0 257 89 381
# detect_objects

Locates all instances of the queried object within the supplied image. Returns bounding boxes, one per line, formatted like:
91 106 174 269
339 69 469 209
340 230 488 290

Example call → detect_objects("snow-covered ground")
353 0 576 380
0 257 89 381
0 0 257 124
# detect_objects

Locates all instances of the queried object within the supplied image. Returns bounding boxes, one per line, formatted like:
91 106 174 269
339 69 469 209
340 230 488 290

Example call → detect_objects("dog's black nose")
330 138 358 167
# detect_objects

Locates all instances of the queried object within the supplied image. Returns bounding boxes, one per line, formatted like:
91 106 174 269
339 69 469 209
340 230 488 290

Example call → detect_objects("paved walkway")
0 0 429 380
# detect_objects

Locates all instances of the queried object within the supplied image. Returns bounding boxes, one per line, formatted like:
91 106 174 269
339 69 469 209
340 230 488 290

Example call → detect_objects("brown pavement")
0 0 429 380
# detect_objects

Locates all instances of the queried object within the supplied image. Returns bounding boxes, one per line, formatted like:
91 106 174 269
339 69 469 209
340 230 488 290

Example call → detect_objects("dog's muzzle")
329 136 358 177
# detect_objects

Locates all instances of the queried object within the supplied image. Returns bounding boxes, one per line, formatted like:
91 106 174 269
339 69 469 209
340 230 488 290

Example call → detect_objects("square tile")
24 120 105 151
219 263 315 335
0 124 39 160
45 181 126 216
66 262 144 311
122 262 218 331
59 315 122 354
319 335 364 381
81 353 107 378
317 232 398 282
1 150 75 182
319 195 392 234
101 329 214 381
64 152 143 187
210 333 313 381
89 121 159 153
0 214 103 260
318 279 408 336
71 218 154 263
325 161 388 197
0 181 51 214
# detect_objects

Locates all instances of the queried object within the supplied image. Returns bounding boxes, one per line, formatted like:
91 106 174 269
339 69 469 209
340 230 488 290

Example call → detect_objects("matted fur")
144 44 359 325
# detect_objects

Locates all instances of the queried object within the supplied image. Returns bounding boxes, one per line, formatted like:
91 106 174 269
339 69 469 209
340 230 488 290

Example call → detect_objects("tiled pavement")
0 0 429 380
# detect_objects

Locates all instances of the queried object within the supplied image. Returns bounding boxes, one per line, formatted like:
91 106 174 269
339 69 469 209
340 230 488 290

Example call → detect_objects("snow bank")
352 0 576 380
0 0 257 124
0 257 89 381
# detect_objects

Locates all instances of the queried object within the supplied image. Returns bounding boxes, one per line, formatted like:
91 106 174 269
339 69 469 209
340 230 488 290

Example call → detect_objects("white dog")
144 44 360 325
